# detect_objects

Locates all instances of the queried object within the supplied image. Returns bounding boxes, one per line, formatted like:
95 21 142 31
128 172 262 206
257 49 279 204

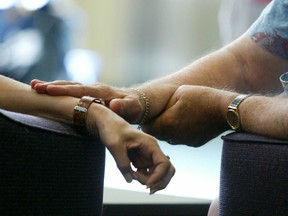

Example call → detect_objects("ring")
166 155 170 160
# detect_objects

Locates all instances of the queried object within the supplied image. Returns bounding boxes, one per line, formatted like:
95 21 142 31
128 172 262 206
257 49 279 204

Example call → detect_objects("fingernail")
149 189 157 195
124 173 133 183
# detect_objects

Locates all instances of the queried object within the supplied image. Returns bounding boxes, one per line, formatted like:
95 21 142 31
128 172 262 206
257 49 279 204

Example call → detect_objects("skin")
29 30 288 216
145 85 288 146
31 34 288 146
0 75 175 194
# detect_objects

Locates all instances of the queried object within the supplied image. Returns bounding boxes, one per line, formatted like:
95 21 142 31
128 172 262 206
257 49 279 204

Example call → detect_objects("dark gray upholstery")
220 132 288 216
0 109 105 216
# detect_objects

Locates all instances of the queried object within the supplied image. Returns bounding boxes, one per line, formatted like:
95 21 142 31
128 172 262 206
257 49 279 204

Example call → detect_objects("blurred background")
0 0 223 85
0 0 270 206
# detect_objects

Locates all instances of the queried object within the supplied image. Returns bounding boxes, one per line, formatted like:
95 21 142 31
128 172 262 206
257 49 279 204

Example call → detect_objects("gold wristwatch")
226 94 250 131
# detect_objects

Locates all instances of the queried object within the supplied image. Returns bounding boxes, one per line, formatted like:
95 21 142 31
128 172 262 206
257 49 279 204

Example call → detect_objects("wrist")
34 95 79 124
226 94 252 131
212 89 239 131
72 96 105 135
85 103 106 136
130 88 149 128
131 83 178 125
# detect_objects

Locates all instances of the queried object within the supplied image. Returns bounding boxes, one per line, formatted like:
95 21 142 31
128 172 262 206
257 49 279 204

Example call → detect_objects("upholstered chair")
0 109 105 215
219 132 288 215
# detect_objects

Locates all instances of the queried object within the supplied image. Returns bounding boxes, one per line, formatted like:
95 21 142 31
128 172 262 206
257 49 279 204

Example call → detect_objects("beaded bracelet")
131 88 150 129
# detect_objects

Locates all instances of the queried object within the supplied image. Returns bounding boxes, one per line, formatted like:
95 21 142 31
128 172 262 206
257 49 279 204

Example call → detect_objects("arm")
136 34 288 119
0 75 76 123
0 75 175 193
30 0 288 148
29 32 288 148
145 85 288 147
31 34 288 124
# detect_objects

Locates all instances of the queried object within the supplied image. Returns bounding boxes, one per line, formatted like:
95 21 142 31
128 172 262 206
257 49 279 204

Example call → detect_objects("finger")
144 149 175 191
32 80 81 94
117 162 135 183
33 80 81 88
108 149 135 183
109 97 143 123
30 79 45 89
37 80 81 86
126 141 154 185
149 165 175 194
134 159 174 194
143 111 174 141
165 90 179 109
46 84 84 97
133 168 149 185
127 140 174 190
34 84 89 97
143 103 179 143
146 160 172 187
133 166 156 185
35 82 127 102
133 171 149 185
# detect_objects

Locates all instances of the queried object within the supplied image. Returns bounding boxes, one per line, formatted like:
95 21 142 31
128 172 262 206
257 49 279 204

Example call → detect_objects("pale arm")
0 75 76 123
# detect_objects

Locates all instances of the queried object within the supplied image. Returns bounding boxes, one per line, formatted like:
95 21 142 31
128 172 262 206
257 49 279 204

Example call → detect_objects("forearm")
214 89 288 140
136 34 288 120
0 75 77 124
240 95 288 140
204 89 288 142
140 34 287 91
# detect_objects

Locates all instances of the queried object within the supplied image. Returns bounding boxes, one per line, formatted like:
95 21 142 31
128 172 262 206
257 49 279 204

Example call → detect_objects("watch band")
228 94 250 110
73 96 105 126
227 94 251 131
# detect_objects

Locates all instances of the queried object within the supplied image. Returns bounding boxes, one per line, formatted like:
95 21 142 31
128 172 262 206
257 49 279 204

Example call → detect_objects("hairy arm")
144 85 288 147
136 34 288 120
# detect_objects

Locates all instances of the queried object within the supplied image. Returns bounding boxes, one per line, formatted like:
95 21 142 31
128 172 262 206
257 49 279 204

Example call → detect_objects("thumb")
108 148 135 183
122 170 134 183
109 98 143 123
114 155 135 183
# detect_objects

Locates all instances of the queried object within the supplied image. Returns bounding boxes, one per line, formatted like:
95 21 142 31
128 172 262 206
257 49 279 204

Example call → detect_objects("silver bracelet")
131 88 150 129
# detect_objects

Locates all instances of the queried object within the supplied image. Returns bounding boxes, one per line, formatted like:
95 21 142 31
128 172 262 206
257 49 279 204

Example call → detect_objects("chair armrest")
0 109 105 216
220 132 288 216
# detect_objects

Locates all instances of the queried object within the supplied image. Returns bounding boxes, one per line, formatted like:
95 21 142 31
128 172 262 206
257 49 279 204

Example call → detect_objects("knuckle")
177 84 190 93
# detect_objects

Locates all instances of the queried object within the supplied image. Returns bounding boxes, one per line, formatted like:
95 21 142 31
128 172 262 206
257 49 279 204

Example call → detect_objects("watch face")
227 109 240 130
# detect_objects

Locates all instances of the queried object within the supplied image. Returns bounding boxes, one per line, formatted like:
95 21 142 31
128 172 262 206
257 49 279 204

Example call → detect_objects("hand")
86 103 175 194
126 134 175 194
31 80 144 124
143 85 233 147
30 79 178 126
